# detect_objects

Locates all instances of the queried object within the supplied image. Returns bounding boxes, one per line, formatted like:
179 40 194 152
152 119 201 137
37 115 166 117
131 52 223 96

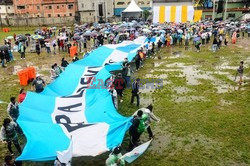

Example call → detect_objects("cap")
36 74 41 77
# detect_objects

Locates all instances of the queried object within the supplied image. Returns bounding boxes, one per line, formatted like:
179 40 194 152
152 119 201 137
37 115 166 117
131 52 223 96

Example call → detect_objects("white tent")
122 0 143 21
123 0 143 13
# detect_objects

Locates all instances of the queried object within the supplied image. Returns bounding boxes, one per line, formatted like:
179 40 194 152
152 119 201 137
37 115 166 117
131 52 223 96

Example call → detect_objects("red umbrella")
44 39 50 42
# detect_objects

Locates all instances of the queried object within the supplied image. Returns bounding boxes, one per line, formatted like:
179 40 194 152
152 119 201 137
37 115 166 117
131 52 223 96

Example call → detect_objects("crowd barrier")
18 67 36 86
2 28 10 32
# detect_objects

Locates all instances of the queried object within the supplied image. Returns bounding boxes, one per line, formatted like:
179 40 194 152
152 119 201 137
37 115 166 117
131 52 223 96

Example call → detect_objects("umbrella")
32 35 44 40
143 29 151 33
6 36 13 39
83 31 91 36
177 29 183 33
194 37 200 42
25 33 31 36
159 30 165 33
52 27 57 30
0 45 9 51
51 40 57 45
17 35 27 41
60 36 67 40
44 39 50 42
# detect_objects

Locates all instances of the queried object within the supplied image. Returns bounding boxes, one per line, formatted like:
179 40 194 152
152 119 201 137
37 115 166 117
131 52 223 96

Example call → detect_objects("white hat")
36 74 41 77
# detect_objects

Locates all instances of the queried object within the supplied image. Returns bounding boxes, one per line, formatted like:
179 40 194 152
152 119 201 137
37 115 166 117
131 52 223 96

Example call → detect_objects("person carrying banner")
128 110 144 151
133 104 160 139
114 73 126 103
32 74 46 93
0 118 22 155
106 146 125 166
4 155 22 166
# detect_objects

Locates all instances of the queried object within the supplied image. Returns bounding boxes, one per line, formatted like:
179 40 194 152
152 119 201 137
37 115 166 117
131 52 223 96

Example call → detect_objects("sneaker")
120 99 123 103
11 153 14 156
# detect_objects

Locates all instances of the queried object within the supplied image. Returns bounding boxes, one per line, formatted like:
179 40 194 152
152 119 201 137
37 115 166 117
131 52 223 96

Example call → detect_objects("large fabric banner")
17 37 150 161
153 5 195 23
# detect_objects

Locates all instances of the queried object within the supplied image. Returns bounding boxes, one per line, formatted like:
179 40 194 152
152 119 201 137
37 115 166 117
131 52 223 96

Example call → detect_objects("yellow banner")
194 10 202 22
181 6 187 23
159 6 165 23
170 6 176 22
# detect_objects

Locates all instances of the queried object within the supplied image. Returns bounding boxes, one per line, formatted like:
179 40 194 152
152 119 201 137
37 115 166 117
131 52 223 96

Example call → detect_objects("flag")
57 139 73 164
17 37 149 161
121 140 152 163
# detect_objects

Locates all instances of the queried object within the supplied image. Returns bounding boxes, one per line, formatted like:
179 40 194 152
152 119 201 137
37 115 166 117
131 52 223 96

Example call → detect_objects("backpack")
137 119 145 134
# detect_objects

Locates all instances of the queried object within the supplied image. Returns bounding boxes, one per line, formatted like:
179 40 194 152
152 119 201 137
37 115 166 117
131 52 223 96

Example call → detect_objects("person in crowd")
133 104 160 139
50 64 57 82
53 42 57 55
106 146 125 166
130 78 140 107
114 73 126 103
108 84 118 110
19 42 26 59
1 50 6 68
128 110 144 151
224 35 229 46
54 63 62 77
54 157 71 166
35 42 41 56
7 97 19 122
3 155 22 166
135 51 141 71
61 58 69 68
212 37 218 52
0 118 22 155
45 41 51 55
32 74 46 93
72 53 79 62
18 88 26 103
236 61 244 85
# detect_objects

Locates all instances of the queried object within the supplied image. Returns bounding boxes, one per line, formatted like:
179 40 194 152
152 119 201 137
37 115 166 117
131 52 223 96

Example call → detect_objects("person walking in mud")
235 61 244 85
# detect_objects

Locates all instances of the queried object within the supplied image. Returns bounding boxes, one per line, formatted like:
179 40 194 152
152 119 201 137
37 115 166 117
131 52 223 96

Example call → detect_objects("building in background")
0 0 14 19
77 0 114 23
13 0 77 18
200 0 249 20
114 0 151 16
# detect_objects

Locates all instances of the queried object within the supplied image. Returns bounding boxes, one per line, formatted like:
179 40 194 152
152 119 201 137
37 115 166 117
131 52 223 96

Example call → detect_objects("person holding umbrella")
19 42 26 59
35 42 41 56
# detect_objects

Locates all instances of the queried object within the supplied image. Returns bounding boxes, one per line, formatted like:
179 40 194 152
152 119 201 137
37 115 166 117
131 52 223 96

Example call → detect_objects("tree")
143 10 150 21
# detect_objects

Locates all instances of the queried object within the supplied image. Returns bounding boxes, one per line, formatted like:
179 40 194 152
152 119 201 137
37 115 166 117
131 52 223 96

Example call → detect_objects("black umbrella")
25 33 31 36
0 45 9 51
17 35 27 41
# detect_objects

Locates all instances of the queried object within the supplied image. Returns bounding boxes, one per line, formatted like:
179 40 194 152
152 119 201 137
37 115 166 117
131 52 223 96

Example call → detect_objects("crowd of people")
0 19 249 165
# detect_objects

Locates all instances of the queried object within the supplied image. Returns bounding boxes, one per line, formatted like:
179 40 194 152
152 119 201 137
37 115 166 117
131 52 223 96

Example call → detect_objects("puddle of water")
173 87 191 94
220 99 233 106
154 62 165 67
0 100 7 104
217 62 237 70
145 73 168 79
140 97 153 107
169 51 183 59
172 95 206 103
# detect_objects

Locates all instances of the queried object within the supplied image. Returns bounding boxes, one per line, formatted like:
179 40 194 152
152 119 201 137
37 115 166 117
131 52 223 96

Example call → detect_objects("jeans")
125 76 131 87
1 59 5 67
46 47 51 54
212 44 217 52
130 93 140 106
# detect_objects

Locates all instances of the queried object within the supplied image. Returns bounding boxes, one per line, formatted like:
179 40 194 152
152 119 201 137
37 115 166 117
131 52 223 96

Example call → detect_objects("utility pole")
223 0 228 21
212 0 216 20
